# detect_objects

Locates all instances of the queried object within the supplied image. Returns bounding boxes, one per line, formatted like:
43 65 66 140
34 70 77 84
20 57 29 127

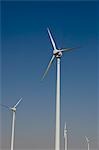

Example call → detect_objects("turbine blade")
47 28 57 50
13 98 22 108
42 55 55 80
60 46 81 52
85 136 89 142
0 103 10 109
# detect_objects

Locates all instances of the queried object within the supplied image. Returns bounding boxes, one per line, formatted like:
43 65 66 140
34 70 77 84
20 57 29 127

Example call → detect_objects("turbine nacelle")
10 107 16 112
53 49 62 57
64 122 67 138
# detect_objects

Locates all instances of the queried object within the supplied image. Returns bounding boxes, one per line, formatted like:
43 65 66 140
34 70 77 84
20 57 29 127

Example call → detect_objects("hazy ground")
0 149 98 150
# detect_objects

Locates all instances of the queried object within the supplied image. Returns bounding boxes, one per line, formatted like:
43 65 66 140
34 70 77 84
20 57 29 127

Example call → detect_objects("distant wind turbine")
64 122 68 150
42 28 78 150
85 136 90 150
0 98 22 150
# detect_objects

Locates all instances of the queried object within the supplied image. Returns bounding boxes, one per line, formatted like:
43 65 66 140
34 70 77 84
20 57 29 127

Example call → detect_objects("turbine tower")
0 98 22 150
64 122 68 150
85 136 90 150
42 28 77 150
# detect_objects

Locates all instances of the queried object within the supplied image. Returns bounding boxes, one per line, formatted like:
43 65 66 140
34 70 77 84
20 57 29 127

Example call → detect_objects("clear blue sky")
1 1 98 150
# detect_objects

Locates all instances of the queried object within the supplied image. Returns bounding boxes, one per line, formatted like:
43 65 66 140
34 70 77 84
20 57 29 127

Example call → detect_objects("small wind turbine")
64 122 68 150
42 28 78 150
85 136 90 150
0 98 22 150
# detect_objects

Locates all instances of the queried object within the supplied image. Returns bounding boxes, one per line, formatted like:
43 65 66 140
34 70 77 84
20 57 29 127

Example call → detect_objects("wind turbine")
0 98 22 150
64 122 68 150
85 136 90 150
42 28 78 150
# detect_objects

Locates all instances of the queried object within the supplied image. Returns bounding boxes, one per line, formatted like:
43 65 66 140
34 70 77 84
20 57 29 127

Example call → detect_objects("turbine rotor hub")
53 49 62 58
11 107 16 112
56 51 62 58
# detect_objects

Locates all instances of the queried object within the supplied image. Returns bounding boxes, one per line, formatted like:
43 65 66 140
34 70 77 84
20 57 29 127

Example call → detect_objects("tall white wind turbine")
64 122 68 150
85 136 90 150
42 28 78 150
0 98 22 150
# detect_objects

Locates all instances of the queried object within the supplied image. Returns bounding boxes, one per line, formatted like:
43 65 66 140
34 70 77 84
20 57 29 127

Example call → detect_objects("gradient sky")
0 1 98 150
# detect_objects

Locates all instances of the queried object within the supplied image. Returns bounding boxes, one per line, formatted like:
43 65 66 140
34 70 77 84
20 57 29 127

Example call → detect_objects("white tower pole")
11 110 16 150
55 57 61 150
88 141 89 150
64 123 68 150
85 136 90 150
